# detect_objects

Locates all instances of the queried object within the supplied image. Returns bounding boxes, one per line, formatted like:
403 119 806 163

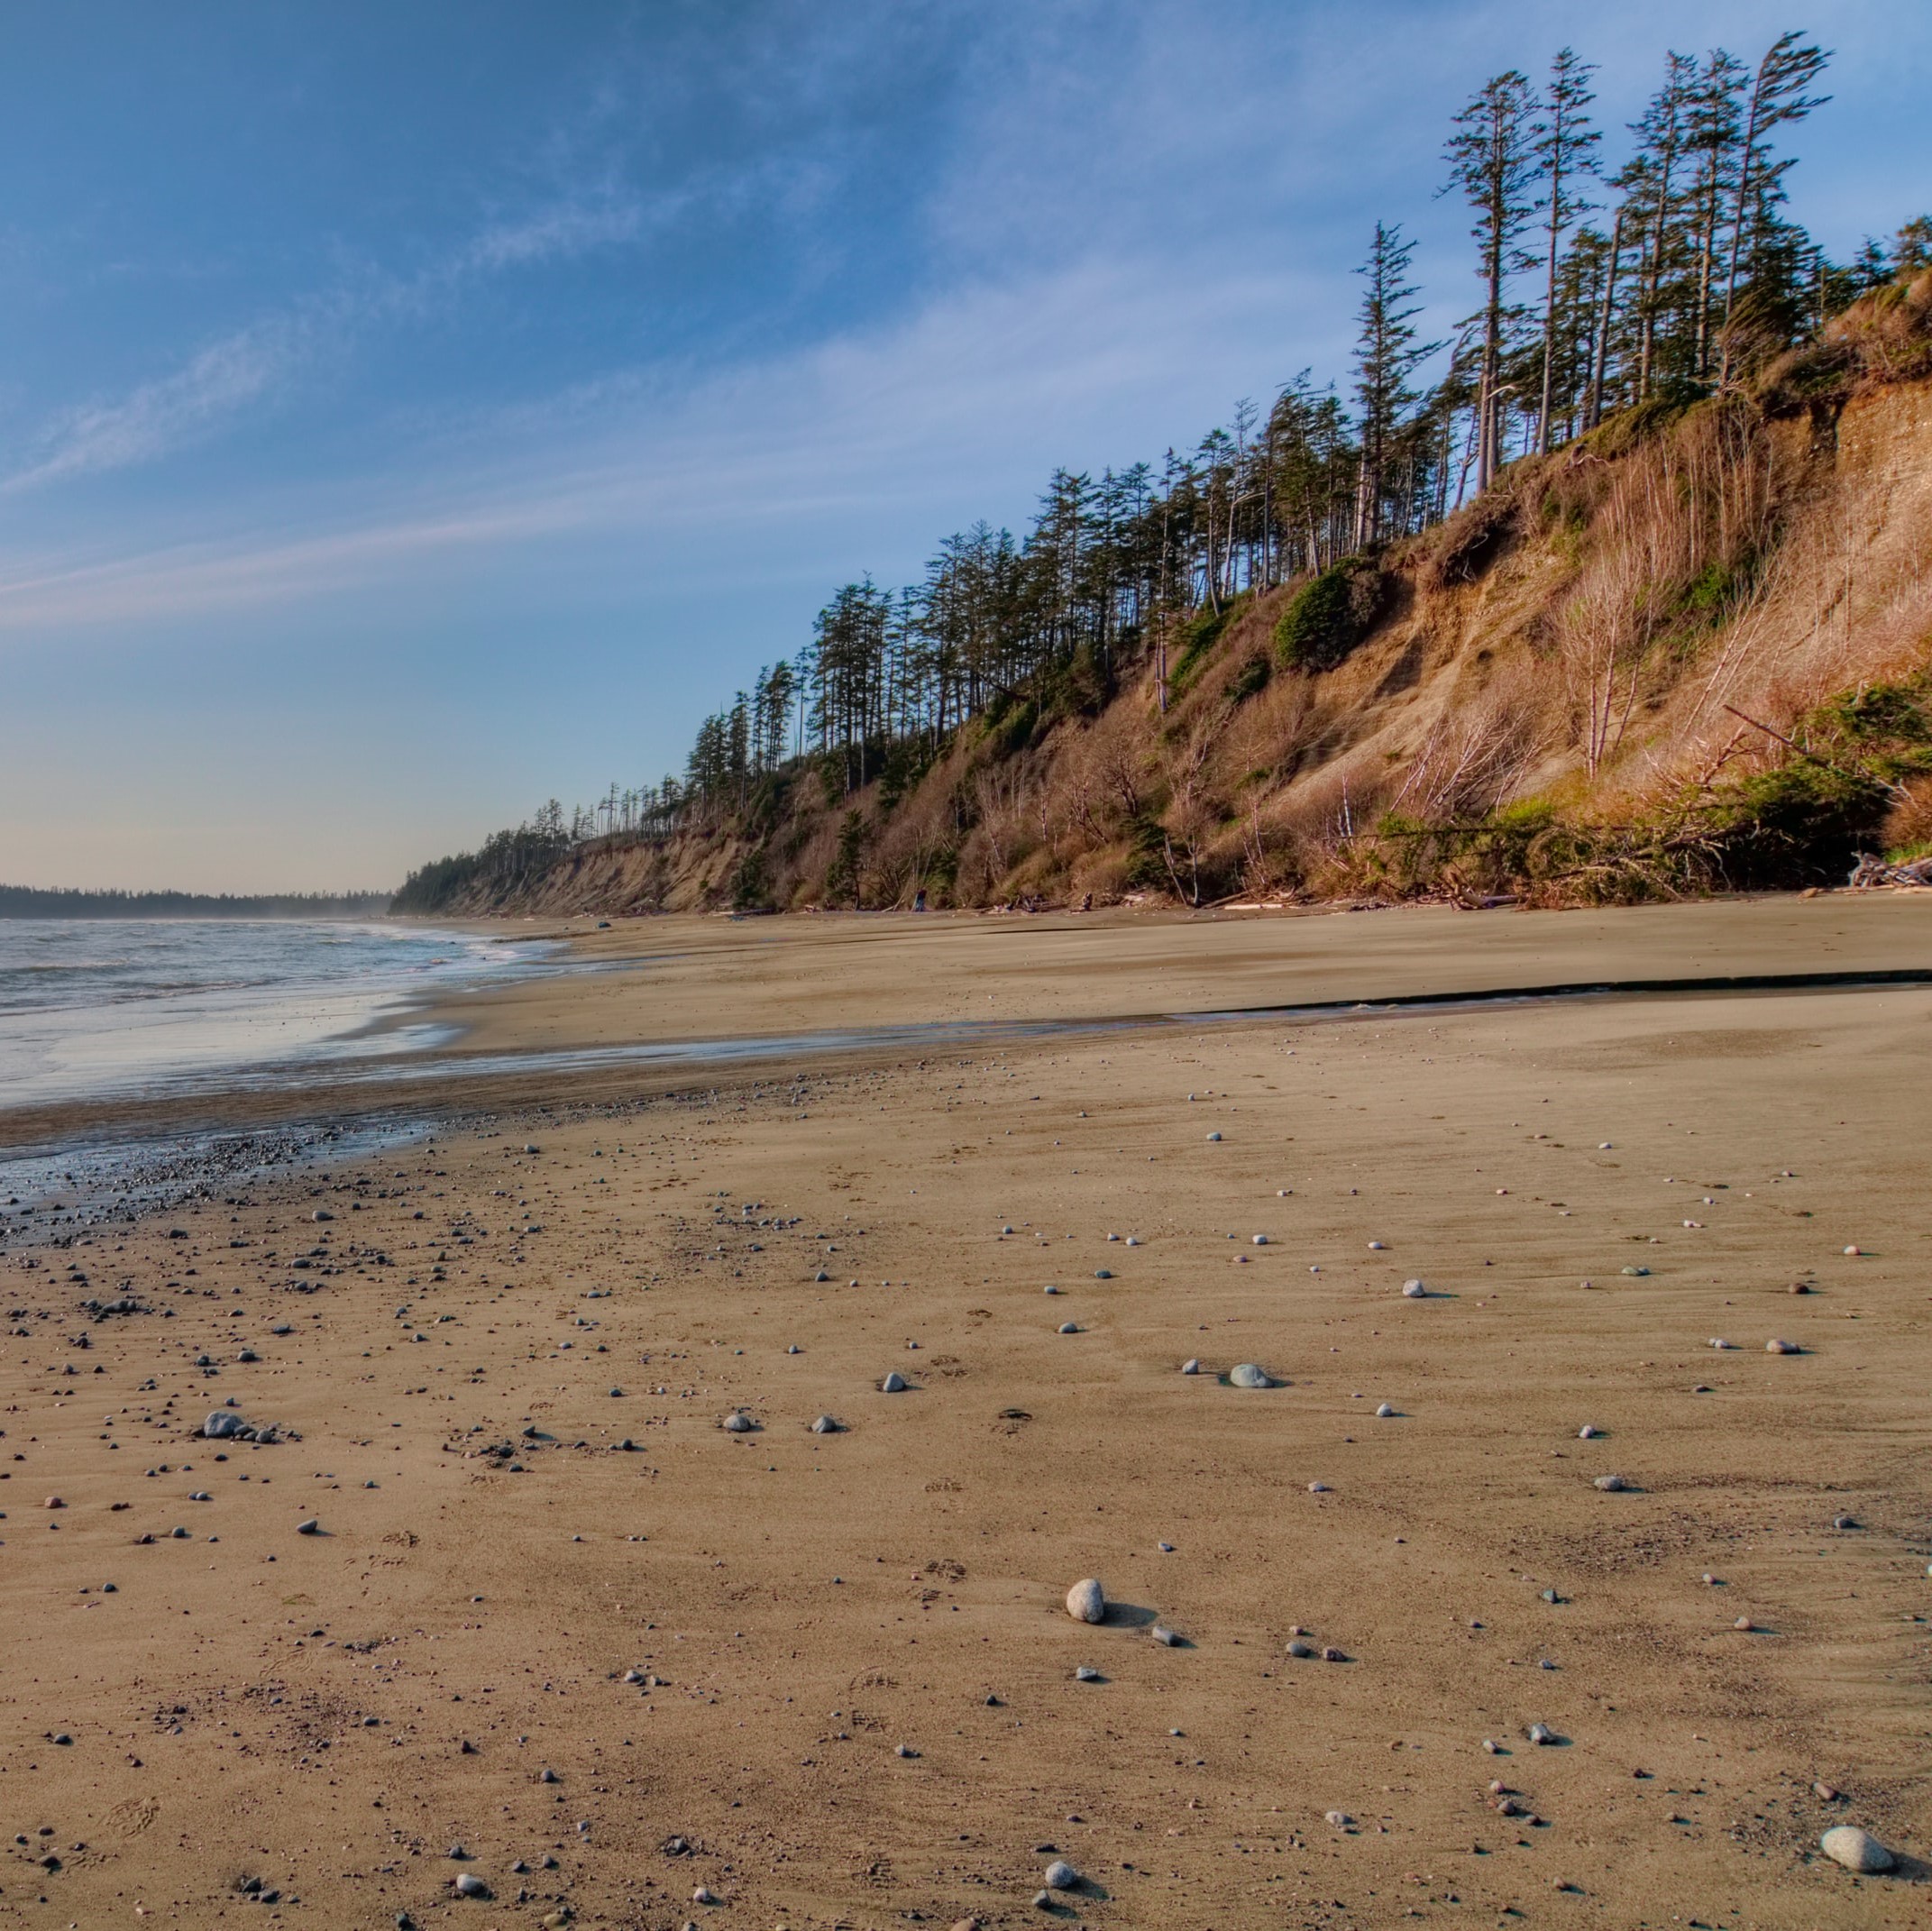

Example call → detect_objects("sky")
3 0 1927 892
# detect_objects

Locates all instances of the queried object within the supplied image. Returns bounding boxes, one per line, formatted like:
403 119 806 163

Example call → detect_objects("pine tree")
1533 50 1600 453
1351 223 1438 545
1443 69 1542 490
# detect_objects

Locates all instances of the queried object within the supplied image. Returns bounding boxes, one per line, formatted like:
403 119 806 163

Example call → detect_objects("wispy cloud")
2 320 303 494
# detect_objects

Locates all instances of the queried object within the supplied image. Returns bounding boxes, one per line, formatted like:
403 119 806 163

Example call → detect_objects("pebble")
1227 1362 1273 1389
1043 1284 1059 1295
1066 1578 1106 1624
1150 1625 1181 1647
810 1415 842 1434
1593 1475 1631 1492
880 1371 907 1393
1833 1514 1858 1530
1735 1615 1755 1632
721 1412 754 1432
296 1517 320 1535
1766 1338 1799 1354
1073 1665 1102 1682
786 1342 801 1353
1286 1639 1314 1658
1814 1780 1839 1801
453 1872 491 1898
1819 1825 1893 1873
692 1885 719 1905
1401 1280 1426 1298
1621 1265 1650 1277
1205 1131 1222 1141
1375 1402 1396 1419
1057 1322 1080 1334
1578 1424 1599 1439
312 1209 334 1222
1368 1240 1386 1250
1094 1268 1113 1279
1527 1723 1556 1745
1843 1245 1863 1257
1307 1481 1330 1494
1251 1234 1268 1246
1324 1809 1353 1827
1708 1337 1735 1350
1043 1859 1080 1890
1180 1359 1201 1375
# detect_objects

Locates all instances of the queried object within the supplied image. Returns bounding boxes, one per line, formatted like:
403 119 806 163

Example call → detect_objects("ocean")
0 917 550 1110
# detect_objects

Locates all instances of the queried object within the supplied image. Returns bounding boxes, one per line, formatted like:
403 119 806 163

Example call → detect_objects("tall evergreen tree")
1533 49 1601 452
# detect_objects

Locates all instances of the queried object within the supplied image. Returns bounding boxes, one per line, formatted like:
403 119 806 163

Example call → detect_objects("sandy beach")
5 893 1931 1927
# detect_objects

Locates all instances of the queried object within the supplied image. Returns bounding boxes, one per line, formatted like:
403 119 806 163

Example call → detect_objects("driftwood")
1848 853 1932 889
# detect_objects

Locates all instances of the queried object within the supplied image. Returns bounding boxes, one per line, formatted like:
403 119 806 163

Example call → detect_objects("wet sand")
3 895 1931 1927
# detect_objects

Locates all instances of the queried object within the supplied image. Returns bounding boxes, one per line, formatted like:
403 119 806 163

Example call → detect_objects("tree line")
398 30 1931 909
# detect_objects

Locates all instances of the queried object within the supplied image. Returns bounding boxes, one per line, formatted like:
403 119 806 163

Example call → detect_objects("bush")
1274 558 1388 671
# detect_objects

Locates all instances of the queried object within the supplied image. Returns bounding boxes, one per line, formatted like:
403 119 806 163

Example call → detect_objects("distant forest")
0 885 394 920
398 31 1930 913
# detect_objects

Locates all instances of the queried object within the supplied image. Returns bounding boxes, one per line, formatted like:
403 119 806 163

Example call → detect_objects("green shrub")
1274 558 1388 671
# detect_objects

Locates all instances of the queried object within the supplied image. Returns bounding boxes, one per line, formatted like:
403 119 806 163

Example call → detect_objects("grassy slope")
448 276 1932 917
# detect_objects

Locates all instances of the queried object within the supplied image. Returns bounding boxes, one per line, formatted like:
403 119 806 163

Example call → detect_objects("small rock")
296 1517 320 1535
1073 1665 1102 1682
1150 1625 1181 1647
1057 1321 1080 1334
1843 1245 1863 1257
692 1885 719 1906
721 1412 754 1433
1180 1358 1201 1375
1578 1423 1598 1439
1368 1240 1386 1250
1066 1578 1106 1624
1251 1233 1268 1246
1621 1265 1649 1277
1401 1279 1426 1298
1205 1131 1222 1142
1324 1809 1352 1827
810 1414 842 1434
1094 1268 1113 1279
1043 1859 1080 1890
1228 1362 1273 1389
880 1371 907 1393
1527 1723 1556 1745
1819 1825 1893 1873
1735 1615 1755 1631
312 1209 334 1222
1833 1514 1859 1531
1594 1474 1631 1492
453 1872 491 1898
894 1742 919 1758
1043 1283 1059 1295
1322 1646 1348 1662
1814 1780 1840 1801
1375 1402 1396 1418
1766 1338 1799 1354
1307 1480 1330 1494
1286 1639 1314 1658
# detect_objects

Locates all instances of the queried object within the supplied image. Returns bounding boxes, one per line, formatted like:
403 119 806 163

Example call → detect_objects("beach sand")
4 894 1930 1926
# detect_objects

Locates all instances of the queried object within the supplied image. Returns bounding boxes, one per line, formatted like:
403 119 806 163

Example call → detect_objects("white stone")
880 1371 907 1393
1066 1577 1106 1624
1375 1402 1396 1418
1819 1825 1894 1873
1228 1363 1273 1389
1402 1280 1427 1298
1766 1338 1799 1354
1205 1131 1222 1142
1043 1860 1080 1890
810 1414 841 1433
1594 1474 1631 1492
1180 1358 1201 1375
722 1412 753 1432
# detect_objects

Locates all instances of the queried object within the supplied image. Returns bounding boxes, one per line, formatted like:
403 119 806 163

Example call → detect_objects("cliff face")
438 293 1932 918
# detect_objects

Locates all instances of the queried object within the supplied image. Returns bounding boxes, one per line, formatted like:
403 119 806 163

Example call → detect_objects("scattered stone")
1180 1358 1201 1375
1322 1645 1348 1662
1057 1322 1081 1334
1094 1268 1113 1279
880 1371 908 1393
1709 1337 1735 1350
1324 1810 1353 1828
1150 1625 1181 1647
539 1767 560 1783
312 1209 334 1223
1251 1234 1269 1246
894 1742 919 1757
1621 1265 1650 1277
810 1415 842 1434
1227 1362 1273 1389
1819 1825 1893 1873
692 1885 719 1906
1527 1723 1556 1745
1766 1338 1800 1354
1043 1284 1059 1295
1368 1240 1386 1250
1814 1781 1840 1801
1790 1281 1812 1295
1073 1665 1102 1682
1735 1615 1755 1632
1286 1639 1314 1658
721 1412 754 1433
1578 1423 1599 1439
1307 1481 1330 1494
1044 1859 1080 1890
1843 1245 1863 1258
1205 1131 1222 1141
204 1411 246 1440
1833 1514 1859 1531
1402 1279 1426 1298
453 1872 491 1899
43 1495 65 1509
1375 1402 1396 1418
296 1518 320 1535
1066 1578 1106 1624
1594 1475 1632 1492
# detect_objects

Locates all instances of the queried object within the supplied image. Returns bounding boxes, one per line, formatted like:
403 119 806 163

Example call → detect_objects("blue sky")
3 0 1927 891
